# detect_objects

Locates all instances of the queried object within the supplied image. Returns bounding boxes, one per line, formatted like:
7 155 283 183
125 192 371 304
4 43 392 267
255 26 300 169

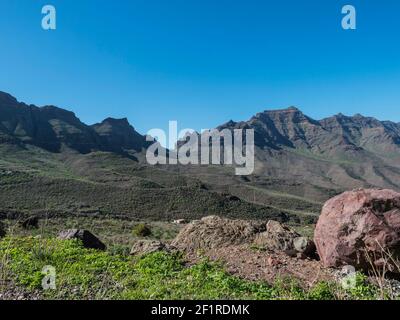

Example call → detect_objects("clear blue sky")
1 0 399 135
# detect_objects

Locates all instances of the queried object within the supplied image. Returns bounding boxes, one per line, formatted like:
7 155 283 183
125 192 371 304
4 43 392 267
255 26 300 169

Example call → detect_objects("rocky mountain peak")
100 117 130 126
0 91 18 105
92 117 147 152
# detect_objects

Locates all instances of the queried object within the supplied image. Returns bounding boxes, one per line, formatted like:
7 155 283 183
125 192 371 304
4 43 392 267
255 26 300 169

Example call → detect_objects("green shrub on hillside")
132 223 152 237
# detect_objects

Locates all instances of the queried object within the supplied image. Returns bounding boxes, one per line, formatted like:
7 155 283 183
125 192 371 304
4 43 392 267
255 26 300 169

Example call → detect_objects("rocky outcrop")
130 240 169 256
254 220 316 257
58 229 106 250
172 216 315 258
314 189 400 271
171 215 267 251
91 117 150 153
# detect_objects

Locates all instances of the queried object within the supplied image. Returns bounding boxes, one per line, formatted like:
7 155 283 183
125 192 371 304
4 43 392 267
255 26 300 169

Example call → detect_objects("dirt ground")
186 244 335 287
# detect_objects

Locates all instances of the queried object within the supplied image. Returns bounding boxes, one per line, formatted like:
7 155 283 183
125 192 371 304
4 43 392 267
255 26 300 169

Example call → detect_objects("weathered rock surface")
171 215 266 251
254 220 316 257
130 240 168 256
314 189 400 271
293 237 316 257
58 229 106 250
172 216 315 258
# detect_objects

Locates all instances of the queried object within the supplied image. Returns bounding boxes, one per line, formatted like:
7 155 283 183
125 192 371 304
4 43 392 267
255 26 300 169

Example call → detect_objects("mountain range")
0 91 149 154
1 91 399 223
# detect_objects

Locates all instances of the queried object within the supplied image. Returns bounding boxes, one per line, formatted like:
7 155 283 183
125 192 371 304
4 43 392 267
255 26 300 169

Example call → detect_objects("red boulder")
314 189 400 271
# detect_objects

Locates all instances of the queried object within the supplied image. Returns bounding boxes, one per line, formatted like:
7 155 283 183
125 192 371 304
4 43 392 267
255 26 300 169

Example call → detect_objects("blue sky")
1 0 399 135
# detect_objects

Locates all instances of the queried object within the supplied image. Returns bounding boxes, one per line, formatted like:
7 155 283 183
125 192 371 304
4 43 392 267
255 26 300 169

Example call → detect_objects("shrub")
307 281 336 300
108 244 131 256
132 223 152 237
301 215 318 225
345 272 378 299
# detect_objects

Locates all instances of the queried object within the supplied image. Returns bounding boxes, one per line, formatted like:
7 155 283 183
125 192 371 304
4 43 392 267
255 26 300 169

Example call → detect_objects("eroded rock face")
58 229 106 250
314 189 400 271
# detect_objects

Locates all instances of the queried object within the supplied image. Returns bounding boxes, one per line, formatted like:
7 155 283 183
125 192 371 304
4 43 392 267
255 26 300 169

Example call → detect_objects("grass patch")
0 236 384 300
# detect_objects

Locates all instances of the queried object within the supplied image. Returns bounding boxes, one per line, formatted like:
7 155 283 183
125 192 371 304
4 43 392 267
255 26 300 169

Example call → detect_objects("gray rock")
254 220 316 257
254 220 298 251
293 237 316 256
130 240 168 256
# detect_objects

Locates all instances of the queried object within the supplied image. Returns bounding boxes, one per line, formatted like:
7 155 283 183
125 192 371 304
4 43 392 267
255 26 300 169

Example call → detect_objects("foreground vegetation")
0 236 385 300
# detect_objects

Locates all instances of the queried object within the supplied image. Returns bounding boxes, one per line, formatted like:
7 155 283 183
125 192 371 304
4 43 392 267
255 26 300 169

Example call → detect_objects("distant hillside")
1 91 399 222
212 106 400 199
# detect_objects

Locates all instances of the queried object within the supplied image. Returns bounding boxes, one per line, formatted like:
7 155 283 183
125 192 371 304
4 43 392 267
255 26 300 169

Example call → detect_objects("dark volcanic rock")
0 220 6 238
314 189 400 271
58 229 106 250
20 216 39 229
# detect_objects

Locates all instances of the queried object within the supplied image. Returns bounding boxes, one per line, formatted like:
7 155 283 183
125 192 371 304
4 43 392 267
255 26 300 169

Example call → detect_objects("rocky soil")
186 245 335 287
0 280 42 300
169 215 334 287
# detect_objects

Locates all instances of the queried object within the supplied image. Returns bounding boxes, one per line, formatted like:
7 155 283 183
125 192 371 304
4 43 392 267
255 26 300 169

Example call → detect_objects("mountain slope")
0 92 291 222
0 91 149 154
1 91 399 221
211 106 400 200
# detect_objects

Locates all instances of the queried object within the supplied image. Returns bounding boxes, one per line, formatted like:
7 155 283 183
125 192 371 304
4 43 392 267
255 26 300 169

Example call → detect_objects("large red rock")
314 189 400 271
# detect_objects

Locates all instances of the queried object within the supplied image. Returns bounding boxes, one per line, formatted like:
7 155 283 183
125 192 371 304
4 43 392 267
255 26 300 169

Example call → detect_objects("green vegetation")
132 223 152 237
2 217 182 247
0 148 291 222
0 236 385 300
0 144 317 224
344 272 378 300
